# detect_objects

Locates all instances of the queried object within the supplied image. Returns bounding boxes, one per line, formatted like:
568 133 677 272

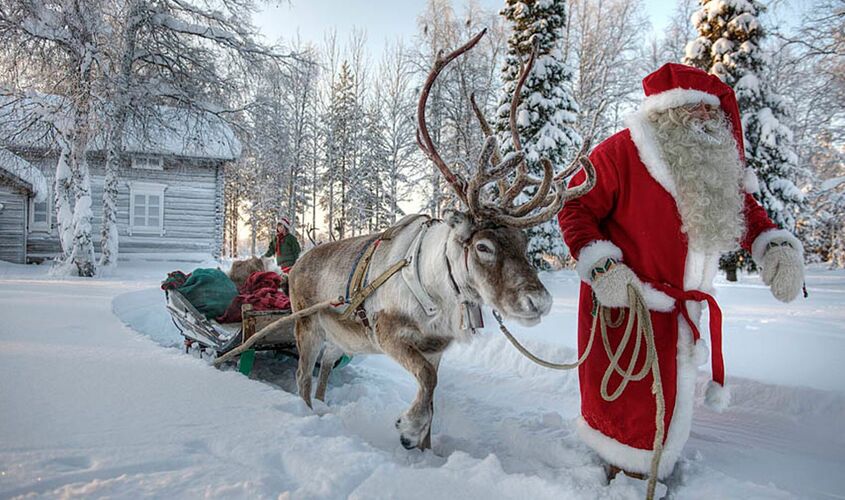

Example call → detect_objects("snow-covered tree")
565 0 649 143
350 99 390 233
99 0 143 269
799 148 845 267
684 0 807 276
285 50 321 235
413 0 457 218
322 61 360 239
0 0 110 276
412 0 505 218
770 0 845 266
495 0 581 269
659 0 699 64
99 0 290 265
377 40 418 224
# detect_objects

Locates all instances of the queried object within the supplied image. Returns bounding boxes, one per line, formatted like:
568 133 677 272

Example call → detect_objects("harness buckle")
355 305 370 328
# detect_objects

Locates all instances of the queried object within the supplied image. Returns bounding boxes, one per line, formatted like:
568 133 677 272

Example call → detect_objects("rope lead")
493 285 665 500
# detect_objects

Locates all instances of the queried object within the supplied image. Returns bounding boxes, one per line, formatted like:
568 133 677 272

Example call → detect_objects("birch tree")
377 39 417 224
99 0 291 265
0 0 109 276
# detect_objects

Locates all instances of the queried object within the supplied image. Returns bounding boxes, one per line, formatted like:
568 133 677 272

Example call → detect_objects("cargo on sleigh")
162 265 298 373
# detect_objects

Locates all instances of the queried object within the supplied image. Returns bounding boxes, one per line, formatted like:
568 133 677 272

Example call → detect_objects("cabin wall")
0 179 28 264
24 153 225 261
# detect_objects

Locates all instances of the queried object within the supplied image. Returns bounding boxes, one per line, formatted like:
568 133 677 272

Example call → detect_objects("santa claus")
557 63 805 481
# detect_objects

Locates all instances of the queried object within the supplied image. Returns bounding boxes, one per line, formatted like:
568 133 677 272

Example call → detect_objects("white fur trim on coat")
576 316 699 479
693 340 709 367
705 381 731 412
640 89 720 116
639 283 676 313
624 111 680 204
751 229 804 266
743 168 760 193
575 240 623 282
576 240 676 312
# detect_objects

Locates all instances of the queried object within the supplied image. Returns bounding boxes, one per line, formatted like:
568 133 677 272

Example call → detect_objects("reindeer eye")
476 242 493 254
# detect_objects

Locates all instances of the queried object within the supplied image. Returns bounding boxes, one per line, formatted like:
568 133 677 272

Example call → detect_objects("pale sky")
253 0 676 52
249 0 676 232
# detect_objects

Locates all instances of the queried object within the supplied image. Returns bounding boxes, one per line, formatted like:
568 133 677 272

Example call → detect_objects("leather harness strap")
338 214 483 333
401 219 439 316
340 215 431 326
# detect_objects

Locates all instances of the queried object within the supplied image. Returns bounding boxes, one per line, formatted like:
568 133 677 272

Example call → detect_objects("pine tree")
322 61 359 239
495 0 582 269
684 0 807 275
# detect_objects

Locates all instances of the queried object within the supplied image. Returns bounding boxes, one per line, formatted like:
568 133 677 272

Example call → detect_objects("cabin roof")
0 95 241 162
0 147 47 202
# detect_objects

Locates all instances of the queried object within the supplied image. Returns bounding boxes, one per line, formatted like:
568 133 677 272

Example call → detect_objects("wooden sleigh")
165 288 351 374
164 288 297 373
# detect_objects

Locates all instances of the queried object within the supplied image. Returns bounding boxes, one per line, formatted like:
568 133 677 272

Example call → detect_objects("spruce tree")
495 0 582 269
684 0 806 276
323 62 359 239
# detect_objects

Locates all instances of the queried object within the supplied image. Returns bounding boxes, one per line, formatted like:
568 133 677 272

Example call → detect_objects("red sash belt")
649 282 725 387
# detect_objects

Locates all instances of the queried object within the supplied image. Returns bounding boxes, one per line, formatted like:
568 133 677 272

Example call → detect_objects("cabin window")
128 182 166 236
29 187 51 232
131 155 163 171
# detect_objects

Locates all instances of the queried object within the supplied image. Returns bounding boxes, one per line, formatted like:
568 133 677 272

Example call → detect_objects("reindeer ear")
444 209 474 243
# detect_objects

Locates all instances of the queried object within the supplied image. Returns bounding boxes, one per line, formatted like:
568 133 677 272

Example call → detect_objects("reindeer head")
416 29 596 326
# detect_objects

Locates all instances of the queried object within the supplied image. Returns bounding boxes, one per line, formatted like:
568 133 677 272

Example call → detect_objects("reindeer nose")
520 290 552 317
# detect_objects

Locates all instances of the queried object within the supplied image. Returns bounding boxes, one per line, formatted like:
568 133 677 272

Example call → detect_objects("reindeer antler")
417 29 488 207
418 31 596 228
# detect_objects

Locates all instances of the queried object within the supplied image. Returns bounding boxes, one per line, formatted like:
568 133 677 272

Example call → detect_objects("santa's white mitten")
760 240 804 303
590 260 643 308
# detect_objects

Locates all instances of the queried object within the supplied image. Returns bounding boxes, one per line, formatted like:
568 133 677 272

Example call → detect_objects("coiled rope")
491 285 665 500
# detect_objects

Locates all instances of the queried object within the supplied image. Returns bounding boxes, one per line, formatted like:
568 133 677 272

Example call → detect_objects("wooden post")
242 303 256 344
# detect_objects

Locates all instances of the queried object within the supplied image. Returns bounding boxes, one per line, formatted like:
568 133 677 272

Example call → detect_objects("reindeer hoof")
395 413 431 450
400 436 414 449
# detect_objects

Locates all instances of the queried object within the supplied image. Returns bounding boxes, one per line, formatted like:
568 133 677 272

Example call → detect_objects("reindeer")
287 29 596 450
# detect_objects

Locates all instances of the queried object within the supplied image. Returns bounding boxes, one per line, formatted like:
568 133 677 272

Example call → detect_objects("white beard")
652 109 746 253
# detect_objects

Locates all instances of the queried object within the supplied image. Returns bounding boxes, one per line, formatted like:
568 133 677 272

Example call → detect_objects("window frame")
128 181 166 236
28 188 51 233
130 155 164 171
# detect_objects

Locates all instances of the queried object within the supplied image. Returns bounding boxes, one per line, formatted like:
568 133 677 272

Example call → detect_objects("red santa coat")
557 63 801 478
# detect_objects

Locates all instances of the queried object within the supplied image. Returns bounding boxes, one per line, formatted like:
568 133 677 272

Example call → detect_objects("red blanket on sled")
216 271 290 323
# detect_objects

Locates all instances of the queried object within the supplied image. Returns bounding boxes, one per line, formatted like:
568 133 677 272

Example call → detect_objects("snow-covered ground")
1 259 844 499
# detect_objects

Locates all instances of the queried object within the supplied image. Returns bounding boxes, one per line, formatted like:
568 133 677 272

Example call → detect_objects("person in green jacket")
264 217 301 272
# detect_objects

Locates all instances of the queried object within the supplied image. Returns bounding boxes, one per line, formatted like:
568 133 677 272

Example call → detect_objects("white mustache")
687 120 725 145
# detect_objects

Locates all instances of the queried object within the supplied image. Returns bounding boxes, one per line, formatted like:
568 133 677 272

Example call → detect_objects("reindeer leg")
315 344 343 402
295 315 323 409
419 353 443 451
375 314 437 450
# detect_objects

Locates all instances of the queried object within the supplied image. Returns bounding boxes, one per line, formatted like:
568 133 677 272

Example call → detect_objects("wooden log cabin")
0 148 47 264
0 104 241 264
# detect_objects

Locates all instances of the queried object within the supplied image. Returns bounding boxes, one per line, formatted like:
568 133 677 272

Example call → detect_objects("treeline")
2 0 841 272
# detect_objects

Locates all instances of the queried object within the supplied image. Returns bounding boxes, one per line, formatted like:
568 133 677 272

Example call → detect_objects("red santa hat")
277 217 291 231
639 63 759 192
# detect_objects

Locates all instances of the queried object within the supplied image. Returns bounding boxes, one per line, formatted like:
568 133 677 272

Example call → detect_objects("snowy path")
1 263 843 499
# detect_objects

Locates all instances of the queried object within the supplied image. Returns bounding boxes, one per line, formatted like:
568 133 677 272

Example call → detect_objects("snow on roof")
0 95 241 161
122 107 242 160
0 147 48 201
